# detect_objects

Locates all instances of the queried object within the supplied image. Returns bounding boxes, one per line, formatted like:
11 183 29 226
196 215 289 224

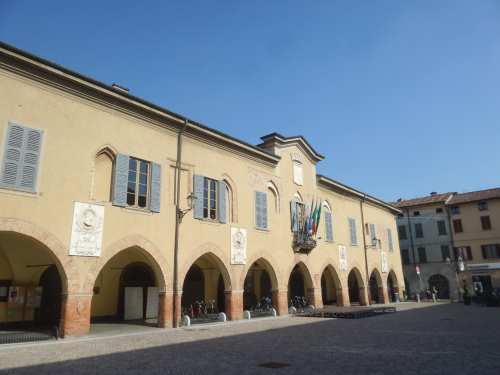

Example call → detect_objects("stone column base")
272 290 289 315
158 291 175 328
225 290 243 320
337 288 350 306
60 294 92 337
307 288 323 309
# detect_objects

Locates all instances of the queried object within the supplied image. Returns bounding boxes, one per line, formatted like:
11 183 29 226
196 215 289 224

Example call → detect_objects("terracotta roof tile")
393 193 454 208
447 188 500 205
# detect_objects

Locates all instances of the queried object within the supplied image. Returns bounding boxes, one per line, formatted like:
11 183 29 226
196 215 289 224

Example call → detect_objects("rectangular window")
202 177 218 220
413 211 420 216
441 245 450 261
436 208 443 214
437 220 447 236
453 219 463 233
454 246 473 261
478 200 488 211
481 216 492 230
126 157 150 208
387 228 394 251
451 206 460 215
401 249 410 265
369 223 377 246
324 211 333 242
293 161 303 185
418 247 427 263
415 223 424 238
481 244 500 259
398 225 407 240
348 218 357 245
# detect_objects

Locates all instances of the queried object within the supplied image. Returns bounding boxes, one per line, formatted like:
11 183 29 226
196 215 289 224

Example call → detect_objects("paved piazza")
0 303 499 375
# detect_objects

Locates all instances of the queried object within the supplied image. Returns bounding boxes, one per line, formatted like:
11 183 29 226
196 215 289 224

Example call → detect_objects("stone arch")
221 173 238 223
320 263 343 306
85 234 169 293
180 243 232 292
287 261 315 304
347 267 366 305
239 254 280 291
387 270 400 302
369 268 384 304
293 191 303 202
241 257 279 311
0 217 72 293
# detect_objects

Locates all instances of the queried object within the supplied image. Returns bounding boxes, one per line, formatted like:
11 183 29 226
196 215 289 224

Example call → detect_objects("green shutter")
349 218 357 245
325 211 333 241
255 191 267 229
387 228 394 251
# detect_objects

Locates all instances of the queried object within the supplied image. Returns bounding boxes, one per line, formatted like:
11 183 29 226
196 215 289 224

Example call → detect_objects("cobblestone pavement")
0 303 499 375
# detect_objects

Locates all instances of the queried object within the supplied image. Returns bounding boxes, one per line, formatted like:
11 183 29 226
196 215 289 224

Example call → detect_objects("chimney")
430 192 437 196
111 83 129 93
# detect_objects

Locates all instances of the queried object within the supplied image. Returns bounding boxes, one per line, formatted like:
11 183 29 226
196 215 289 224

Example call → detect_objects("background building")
394 193 458 301
447 188 500 295
0 42 404 337
395 188 500 301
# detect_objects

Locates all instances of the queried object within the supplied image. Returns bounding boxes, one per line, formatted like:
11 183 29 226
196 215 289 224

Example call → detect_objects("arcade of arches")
0 229 401 337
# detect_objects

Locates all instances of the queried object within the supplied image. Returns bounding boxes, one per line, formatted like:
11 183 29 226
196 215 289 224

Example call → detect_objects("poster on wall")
69 202 104 257
25 287 43 308
230 227 247 265
7 286 25 305
381 251 388 273
338 245 348 272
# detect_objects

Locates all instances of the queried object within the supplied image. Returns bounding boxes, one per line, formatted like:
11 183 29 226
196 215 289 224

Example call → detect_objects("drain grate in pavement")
258 362 290 369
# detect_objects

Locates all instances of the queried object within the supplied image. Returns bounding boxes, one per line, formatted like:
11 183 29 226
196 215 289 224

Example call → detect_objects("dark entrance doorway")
181 265 204 310
243 262 272 310
36 265 62 327
348 271 360 304
428 274 450 299
288 265 305 301
118 262 155 321
369 273 380 304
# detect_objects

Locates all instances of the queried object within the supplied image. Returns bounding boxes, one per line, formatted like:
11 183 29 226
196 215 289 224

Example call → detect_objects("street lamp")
177 192 197 222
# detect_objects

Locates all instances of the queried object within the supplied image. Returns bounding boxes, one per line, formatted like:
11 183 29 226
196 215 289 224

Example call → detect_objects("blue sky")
1 1 499 202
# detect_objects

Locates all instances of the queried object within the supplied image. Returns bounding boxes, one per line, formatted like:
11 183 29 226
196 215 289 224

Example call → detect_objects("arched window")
267 182 280 214
93 147 115 202
223 179 234 223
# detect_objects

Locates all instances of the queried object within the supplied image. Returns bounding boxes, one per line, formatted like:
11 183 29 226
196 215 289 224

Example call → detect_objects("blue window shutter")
387 228 394 251
290 201 298 232
325 212 333 241
218 180 227 223
255 191 267 229
150 162 161 213
1 123 43 193
349 218 357 245
261 192 268 229
193 175 204 219
370 223 377 246
112 153 129 207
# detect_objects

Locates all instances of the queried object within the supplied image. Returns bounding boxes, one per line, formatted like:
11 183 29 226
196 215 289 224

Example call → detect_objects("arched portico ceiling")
288 261 314 289
321 264 342 289
370 268 383 286
0 219 70 293
241 257 279 291
347 267 365 287
182 252 232 291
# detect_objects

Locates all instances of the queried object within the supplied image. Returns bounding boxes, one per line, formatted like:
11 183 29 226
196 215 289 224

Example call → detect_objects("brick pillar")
306 288 323 309
359 287 369 306
158 291 174 328
60 293 92 337
272 290 289 315
337 288 350 306
225 290 243 320
379 286 389 304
